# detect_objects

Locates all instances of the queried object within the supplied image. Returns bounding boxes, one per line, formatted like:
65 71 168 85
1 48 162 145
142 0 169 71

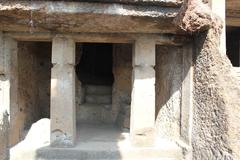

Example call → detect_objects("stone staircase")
77 84 112 124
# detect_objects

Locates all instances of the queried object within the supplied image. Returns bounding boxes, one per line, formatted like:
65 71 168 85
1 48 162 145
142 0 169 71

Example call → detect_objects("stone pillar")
1 35 18 146
181 44 193 160
0 33 18 159
130 36 155 147
210 0 226 54
51 36 76 147
0 32 9 160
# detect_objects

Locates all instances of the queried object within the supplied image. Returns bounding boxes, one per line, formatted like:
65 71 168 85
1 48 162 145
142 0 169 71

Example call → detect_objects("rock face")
174 0 240 159
12 42 51 147
155 45 182 140
193 26 240 160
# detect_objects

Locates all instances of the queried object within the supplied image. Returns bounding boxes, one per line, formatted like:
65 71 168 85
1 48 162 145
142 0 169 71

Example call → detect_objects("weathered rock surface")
193 26 240 160
155 45 182 140
173 0 214 32
22 0 183 7
0 1 180 33
174 0 240 159
112 44 132 127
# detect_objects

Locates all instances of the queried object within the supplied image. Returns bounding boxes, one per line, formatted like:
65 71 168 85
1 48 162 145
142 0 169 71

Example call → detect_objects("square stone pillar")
51 36 76 147
0 32 10 160
0 34 19 146
130 36 156 147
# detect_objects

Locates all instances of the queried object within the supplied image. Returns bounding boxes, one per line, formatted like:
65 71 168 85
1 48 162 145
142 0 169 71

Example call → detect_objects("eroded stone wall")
112 44 132 129
155 45 182 140
172 0 240 158
17 42 51 135
18 42 39 130
35 43 51 119
192 29 240 160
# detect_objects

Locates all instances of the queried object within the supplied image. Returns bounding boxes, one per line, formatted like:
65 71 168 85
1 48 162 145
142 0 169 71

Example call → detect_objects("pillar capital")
52 36 75 65
133 36 155 67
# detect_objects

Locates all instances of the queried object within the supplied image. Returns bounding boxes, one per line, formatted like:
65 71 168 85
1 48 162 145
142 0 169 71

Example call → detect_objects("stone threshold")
10 123 183 160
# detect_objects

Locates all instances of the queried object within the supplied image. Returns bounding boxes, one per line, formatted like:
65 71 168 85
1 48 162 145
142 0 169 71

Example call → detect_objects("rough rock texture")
18 42 39 131
18 42 51 130
155 45 182 140
0 1 179 33
173 0 214 33
193 27 240 160
174 0 240 159
112 44 132 128
13 41 51 146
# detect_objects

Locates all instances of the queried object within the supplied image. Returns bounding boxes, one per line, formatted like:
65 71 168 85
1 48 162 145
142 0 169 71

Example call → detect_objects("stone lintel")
51 37 76 147
226 17 240 27
130 37 156 147
5 32 190 46
0 1 179 33
68 0 182 7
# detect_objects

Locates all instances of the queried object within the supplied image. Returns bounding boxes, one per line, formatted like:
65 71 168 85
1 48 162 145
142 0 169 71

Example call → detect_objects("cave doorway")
76 43 114 85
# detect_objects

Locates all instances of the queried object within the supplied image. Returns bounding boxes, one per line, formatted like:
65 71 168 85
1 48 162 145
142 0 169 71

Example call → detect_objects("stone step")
86 85 112 95
77 103 111 123
10 122 184 160
31 144 183 160
85 94 112 104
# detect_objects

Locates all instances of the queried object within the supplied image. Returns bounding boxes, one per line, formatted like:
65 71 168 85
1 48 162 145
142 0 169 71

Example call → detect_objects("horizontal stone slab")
0 1 180 33
5 32 191 46
32 0 183 7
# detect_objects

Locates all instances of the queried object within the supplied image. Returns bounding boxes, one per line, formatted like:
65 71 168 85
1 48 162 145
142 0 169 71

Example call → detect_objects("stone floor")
10 122 183 160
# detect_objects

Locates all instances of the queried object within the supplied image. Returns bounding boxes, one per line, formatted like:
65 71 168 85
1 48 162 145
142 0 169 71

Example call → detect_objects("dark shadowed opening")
226 26 240 67
75 43 114 85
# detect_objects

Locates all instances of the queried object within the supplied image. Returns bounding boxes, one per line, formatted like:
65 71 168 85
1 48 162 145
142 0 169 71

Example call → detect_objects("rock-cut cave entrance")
75 43 114 124
76 43 114 85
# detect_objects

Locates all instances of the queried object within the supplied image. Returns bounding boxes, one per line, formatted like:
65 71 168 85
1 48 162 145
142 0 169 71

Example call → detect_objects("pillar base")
51 132 75 148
